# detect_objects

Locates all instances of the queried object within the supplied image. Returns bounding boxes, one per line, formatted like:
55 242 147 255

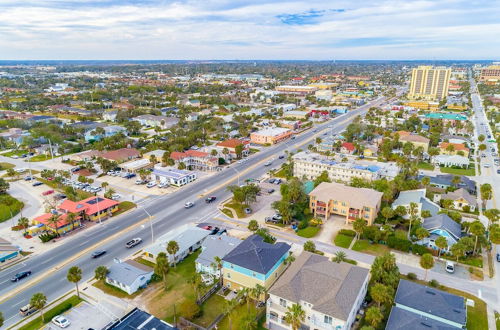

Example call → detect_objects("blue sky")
0 0 499 60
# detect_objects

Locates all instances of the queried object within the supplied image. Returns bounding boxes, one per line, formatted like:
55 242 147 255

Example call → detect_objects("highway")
0 96 389 327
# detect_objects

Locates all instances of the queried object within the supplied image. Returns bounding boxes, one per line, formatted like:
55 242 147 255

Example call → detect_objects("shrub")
411 244 430 256
298 220 308 230
429 279 440 288
39 232 58 243
387 236 412 252
179 299 201 320
407 272 418 280
339 229 356 237
363 226 382 242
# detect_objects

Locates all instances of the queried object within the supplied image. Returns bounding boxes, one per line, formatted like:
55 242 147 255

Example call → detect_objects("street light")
138 204 154 243
231 167 241 186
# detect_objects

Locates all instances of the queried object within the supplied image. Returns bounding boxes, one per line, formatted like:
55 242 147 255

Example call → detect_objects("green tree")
421 176 430 188
235 144 244 159
18 217 29 233
94 266 108 281
370 253 400 289
313 170 331 188
484 209 500 225
381 206 394 223
478 134 485 142
489 224 500 244
353 218 366 240
469 221 485 253
435 236 448 259
223 298 239 330
0 178 9 193
0 310 3 327
67 266 82 298
303 240 316 253
284 303 306 330
30 292 47 322
408 202 419 240
247 219 259 232
420 253 434 281
179 299 200 321
155 252 170 290
167 240 180 267
480 184 492 209
370 283 394 308
415 227 430 241
251 283 267 302
450 242 466 261
394 205 407 218
365 306 383 328
332 251 347 263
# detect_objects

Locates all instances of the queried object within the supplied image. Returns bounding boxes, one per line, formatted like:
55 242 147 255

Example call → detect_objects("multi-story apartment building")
293 151 400 183
408 66 451 101
309 182 383 225
170 150 219 171
267 252 369 330
479 65 500 83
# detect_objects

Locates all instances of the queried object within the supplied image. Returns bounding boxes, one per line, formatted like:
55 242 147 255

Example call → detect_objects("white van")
445 261 455 273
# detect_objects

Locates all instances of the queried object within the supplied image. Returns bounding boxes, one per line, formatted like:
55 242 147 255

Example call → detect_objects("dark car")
267 188 275 194
11 271 32 282
91 250 106 258
125 173 136 179
205 196 217 203
32 181 43 187
54 193 67 200
497 253 500 262
278 155 285 159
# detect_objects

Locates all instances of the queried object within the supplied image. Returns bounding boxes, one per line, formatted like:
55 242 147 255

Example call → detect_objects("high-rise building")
408 66 451 101
479 65 500 83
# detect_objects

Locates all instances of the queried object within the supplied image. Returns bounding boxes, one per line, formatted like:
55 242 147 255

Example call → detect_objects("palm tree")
251 284 266 303
67 266 82 298
332 251 347 263
30 292 47 322
223 298 239 330
18 217 29 234
47 214 60 237
408 202 419 240
469 221 485 254
189 274 203 301
166 240 179 267
210 256 223 281
365 306 383 328
101 182 109 192
155 252 169 290
241 312 257 330
435 236 448 260
94 266 108 281
420 253 434 281
238 287 252 313
284 303 306 330
66 212 78 231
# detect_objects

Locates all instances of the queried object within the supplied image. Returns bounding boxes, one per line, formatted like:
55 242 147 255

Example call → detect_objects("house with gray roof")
143 224 210 265
419 214 462 251
195 235 242 278
222 235 291 293
436 188 477 212
267 252 369 330
392 189 440 219
106 260 153 295
417 174 476 195
386 279 466 329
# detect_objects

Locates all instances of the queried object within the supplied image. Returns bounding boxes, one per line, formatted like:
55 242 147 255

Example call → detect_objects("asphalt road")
0 96 389 327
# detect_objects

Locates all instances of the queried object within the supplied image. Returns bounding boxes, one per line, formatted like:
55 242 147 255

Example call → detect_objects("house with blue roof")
222 235 291 294
84 125 127 142
419 214 462 251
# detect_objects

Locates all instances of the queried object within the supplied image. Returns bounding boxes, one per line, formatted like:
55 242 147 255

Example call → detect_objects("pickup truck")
125 238 142 248
19 304 37 317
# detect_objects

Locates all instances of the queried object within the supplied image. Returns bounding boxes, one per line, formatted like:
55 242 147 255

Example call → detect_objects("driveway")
316 215 350 244
1 180 45 229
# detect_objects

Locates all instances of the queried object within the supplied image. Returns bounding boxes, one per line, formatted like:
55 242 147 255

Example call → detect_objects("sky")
0 0 499 60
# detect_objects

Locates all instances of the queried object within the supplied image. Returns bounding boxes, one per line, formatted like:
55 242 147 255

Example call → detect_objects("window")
324 315 333 324
227 273 231 278
279 298 287 307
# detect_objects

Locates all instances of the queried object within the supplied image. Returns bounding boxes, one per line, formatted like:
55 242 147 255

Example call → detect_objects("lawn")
496 312 500 330
18 295 84 330
296 226 320 238
440 166 476 176
224 201 249 218
221 208 233 217
93 280 144 299
352 239 390 255
442 254 483 268
0 193 24 223
1 150 25 158
113 201 137 216
217 301 265 330
27 154 51 162
273 168 288 178
0 162 15 170
417 162 435 170
192 294 226 327
334 233 354 248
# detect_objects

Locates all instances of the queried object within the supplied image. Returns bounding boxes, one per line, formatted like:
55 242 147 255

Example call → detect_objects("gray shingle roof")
441 188 477 207
107 260 153 287
144 225 210 258
422 213 462 241
395 280 466 326
269 252 369 321
223 235 290 274
386 306 458 330
196 235 242 267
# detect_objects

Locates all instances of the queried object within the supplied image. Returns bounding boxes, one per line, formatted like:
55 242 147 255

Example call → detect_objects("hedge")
387 236 412 252
338 229 356 237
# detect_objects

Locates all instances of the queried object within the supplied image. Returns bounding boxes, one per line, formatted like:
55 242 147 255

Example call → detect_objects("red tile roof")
34 213 70 229
101 148 140 162
171 150 209 160
216 139 246 149
58 197 119 215
341 142 355 151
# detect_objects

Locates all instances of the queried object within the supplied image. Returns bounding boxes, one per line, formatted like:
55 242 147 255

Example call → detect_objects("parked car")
70 167 80 173
274 178 282 185
19 304 37 317
52 315 71 328
24 176 34 181
124 173 136 179
42 190 54 196
267 188 275 194
264 161 272 166
158 182 169 188
146 182 157 188
107 171 115 176
272 214 282 221
11 271 32 282
205 196 217 203
265 217 278 224
32 181 43 187
268 178 275 184
54 194 67 200
184 202 194 208
445 261 455 273
111 194 121 200
135 179 145 185
278 155 285 159
91 250 106 258
125 238 142 248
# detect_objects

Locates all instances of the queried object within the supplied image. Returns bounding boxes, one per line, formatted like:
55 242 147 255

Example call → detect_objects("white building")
267 252 369 330
432 155 470 168
105 260 153 295
151 167 197 187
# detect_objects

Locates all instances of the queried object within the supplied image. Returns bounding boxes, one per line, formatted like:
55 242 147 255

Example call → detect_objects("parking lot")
42 301 120 330
240 177 283 224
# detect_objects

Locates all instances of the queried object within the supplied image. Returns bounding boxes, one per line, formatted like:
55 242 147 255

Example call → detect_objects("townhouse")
215 138 250 160
170 150 219 171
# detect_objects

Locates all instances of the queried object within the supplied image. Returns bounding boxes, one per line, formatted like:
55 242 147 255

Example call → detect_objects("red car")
42 190 54 196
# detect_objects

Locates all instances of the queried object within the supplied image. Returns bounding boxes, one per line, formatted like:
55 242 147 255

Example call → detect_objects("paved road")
0 96 389 327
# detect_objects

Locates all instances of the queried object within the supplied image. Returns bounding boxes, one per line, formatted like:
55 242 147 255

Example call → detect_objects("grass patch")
440 166 476 176
296 226 320 238
221 208 233 218
0 162 15 170
401 275 487 330
334 233 354 248
113 201 137 216
352 239 390 255
273 168 287 178
134 257 156 268
495 312 500 330
0 193 24 223
217 301 265 330
93 280 144 299
224 201 249 218
1 150 26 158
192 294 226 327
18 295 84 330
249 148 260 153
27 154 51 162
417 162 435 170
442 254 483 268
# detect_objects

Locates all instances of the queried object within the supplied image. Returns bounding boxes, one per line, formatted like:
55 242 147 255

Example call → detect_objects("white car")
146 182 156 188
445 261 455 273
484 164 491 168
52 315 71 328
158 182 169 188
111 194 121 200
184 202 194 208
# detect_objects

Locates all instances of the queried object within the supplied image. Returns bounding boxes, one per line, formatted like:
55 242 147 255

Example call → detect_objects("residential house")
143 225 210 264
363 144 378 157
101 148 141 163
222 234 291 292
0 128 30 145
435 188 477 212
398 132 430 152
439 142 470 157
267 252 369 330
102 110 118 122
67 150 102 163
106 308 176 330
215 139 250 160
417 174 476 195
340 142 356 154
106 260 154 295
392 189 440 219
195 235 242 278
28 115 56 124
84 125 126 142
250 127 293 145
186 112 199 121
132 115 179 129
0 238 20 265
386 280 467 329
432 154 470 168
151 167 197 187
419 214 462 251
170 150 219 171
309 182 383 226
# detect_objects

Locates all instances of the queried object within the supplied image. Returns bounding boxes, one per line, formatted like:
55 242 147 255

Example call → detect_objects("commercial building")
275 85 318 94
151 167 197 186
215 138 250 160
250 127 293 145
100 148 141 163
170 150 219 171
267 252 369 330
309 182 383 225
479 65 500 83
292 151 400 182
404 100 440 111
121 158 153 173
408 66 451 101
438 142 470 157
